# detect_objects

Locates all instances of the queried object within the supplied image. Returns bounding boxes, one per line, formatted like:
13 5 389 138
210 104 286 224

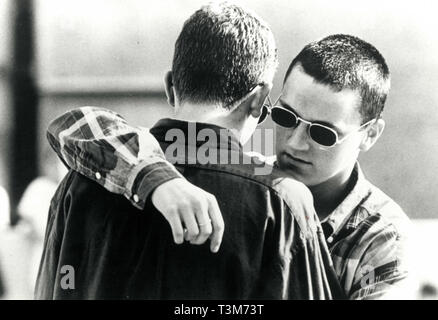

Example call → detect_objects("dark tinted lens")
271 108 298 128
309 125 337 146
258 105 269 124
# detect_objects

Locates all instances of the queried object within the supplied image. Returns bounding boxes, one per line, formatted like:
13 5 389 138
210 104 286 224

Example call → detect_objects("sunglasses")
258 96 375 148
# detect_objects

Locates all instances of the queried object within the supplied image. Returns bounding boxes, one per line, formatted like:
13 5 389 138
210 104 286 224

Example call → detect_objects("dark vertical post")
9 0 38 225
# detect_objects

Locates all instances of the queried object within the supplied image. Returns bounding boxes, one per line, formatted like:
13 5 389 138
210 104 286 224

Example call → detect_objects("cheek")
338 138 362 161
241 117 258 144
311 148 334 169
319 143 360 172
275 127 289 152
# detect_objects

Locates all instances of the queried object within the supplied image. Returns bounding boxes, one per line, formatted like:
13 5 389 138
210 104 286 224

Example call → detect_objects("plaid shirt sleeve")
348 222 413 300
330 207 413 300
46 106 183 210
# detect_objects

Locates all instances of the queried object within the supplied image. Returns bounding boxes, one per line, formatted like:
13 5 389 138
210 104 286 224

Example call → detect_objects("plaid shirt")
47 107 412 299
319 164 412 299
47 107 183 210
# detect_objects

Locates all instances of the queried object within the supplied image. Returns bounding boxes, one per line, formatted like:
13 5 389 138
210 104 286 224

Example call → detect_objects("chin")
277 164 307 185
281 165 325 188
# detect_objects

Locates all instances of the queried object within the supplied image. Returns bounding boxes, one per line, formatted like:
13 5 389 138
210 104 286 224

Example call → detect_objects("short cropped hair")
285 34 390 122
172 1 278 108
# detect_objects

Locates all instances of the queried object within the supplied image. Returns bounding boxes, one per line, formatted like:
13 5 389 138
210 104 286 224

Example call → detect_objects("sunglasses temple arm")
336 119 376 144
266 95 273 108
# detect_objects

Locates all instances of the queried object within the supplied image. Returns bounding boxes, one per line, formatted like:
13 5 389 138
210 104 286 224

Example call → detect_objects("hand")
274 177 319 231
151 178 225 253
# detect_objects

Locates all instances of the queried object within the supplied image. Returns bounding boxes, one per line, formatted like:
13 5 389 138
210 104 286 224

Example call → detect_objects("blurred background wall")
0 0 437 299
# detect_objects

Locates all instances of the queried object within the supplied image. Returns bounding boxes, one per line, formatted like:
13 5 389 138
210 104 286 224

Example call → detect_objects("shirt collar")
150 118 243 152
321 162 372 240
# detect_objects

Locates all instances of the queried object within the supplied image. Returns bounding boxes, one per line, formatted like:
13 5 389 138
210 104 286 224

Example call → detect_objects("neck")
309 163 356 221
173 102 246 140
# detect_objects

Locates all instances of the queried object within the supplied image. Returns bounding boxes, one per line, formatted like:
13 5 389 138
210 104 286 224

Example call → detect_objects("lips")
282 152 312 166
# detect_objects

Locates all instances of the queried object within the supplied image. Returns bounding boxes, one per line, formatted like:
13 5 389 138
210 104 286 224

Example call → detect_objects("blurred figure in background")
17 148 67 292
0 149 66 299
0 185 9 229
0 185 9 298
0 264 4 298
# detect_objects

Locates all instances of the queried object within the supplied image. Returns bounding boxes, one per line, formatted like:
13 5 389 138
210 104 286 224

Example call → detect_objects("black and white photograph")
0 0 437 304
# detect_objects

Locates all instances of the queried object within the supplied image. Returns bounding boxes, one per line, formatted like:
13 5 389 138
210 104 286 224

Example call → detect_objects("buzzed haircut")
172 1 278 109
285 34 390 122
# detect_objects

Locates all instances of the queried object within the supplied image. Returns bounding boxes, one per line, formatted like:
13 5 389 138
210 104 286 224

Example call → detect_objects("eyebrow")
278 99 344 134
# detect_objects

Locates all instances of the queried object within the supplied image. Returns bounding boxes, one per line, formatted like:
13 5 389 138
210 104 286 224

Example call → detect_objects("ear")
164 71 175 107
248 83 272 118
359 118 385 152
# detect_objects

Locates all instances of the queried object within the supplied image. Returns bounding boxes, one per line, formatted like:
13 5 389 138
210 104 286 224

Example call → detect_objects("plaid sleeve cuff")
128 161 183 210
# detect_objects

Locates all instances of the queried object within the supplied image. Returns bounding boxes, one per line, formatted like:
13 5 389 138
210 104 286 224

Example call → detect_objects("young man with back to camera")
36 2 343 300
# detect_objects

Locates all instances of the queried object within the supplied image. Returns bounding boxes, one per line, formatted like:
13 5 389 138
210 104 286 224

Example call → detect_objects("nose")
285 122 310 151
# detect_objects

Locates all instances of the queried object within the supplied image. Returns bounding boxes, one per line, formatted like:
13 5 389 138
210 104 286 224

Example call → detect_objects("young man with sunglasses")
260 38 412 299
43 31 411 298
36 2 343 299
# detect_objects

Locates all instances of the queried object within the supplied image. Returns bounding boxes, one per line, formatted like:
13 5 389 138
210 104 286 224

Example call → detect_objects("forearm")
47 107 224 252
47 107 182 209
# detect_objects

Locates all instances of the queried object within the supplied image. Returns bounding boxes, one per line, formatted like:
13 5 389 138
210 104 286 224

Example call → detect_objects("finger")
179 205 200 241
207 196 224 253
167 214 184 245
190 202 213 245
